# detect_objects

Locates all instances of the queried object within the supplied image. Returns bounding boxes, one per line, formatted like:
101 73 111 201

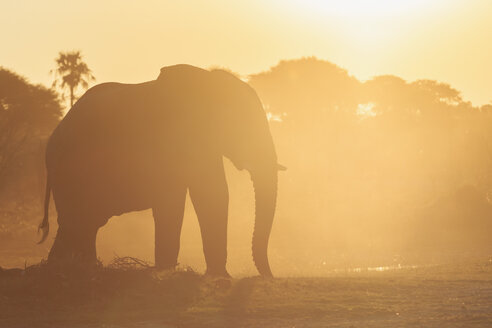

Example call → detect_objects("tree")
51 51 95 108
0 68 63 190
249 57 361 120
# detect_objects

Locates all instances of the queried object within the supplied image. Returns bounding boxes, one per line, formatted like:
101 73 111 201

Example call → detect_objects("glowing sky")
1 0 491 105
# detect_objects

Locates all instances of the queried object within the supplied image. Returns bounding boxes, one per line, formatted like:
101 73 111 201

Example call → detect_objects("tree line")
1 55 491 256
0 51 94 240
249 57 492 256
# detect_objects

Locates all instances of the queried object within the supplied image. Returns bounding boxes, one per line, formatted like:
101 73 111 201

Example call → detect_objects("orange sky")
1 0 491 106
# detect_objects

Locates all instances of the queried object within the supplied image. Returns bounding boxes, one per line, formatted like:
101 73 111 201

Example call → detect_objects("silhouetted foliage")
2 57 492 272
249 57 492 257
250 57 361 121
0 68 62 190
51 51 95 108
0 68 62 244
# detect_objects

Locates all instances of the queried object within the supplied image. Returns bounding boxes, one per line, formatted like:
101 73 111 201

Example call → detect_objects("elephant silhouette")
38 64 281 277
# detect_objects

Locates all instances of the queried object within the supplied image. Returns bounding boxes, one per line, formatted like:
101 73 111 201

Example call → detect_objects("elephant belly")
50 147 181 220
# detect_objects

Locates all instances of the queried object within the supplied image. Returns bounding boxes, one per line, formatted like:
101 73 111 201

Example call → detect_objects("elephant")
37 64 281 277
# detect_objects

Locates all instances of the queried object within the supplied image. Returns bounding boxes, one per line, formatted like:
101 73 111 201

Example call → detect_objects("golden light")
285 0 431 17
356 103 377 118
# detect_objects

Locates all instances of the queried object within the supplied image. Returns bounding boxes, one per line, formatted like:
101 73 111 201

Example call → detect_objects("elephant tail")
37 175 51 244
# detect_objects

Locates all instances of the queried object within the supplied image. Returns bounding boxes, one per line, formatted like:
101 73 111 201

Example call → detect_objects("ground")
0 258 491 328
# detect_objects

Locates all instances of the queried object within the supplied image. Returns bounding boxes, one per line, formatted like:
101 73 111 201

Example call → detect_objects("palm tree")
52 51 95 108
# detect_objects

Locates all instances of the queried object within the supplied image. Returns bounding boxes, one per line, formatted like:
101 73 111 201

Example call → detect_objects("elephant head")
158 65 280 276
211 69 279 277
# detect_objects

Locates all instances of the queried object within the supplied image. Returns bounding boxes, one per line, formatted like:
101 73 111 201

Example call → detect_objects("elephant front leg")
189 157 230 277
153 185 187 269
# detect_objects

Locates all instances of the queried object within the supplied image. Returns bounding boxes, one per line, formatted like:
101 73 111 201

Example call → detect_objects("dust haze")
98 58 492 276
3 58 490 276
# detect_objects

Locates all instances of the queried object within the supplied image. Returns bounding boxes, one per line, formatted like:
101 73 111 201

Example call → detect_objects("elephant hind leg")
152 184 187 270
48 214 101 266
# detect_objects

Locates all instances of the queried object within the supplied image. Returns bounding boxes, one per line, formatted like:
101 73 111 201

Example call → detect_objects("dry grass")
0 258 491 327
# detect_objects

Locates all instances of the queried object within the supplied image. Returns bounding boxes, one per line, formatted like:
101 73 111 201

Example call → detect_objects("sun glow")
287 0 431 17
357 103 377 118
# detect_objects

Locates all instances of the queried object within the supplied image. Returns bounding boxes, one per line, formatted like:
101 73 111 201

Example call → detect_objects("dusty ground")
0 258 491 328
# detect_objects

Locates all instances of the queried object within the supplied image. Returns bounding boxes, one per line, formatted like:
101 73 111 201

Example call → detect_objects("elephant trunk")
251 167 278 277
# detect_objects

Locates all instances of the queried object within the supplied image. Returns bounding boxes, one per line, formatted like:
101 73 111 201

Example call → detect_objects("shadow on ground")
1 258 492 328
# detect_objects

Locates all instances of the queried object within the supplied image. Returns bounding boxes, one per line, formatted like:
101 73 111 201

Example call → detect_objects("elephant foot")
45 255 101 280
47 249 100 269
204 268 231 278
154 262 179 271
204 270 232 290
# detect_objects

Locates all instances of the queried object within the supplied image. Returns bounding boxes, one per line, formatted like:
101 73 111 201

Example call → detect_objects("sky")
1 0 491 106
